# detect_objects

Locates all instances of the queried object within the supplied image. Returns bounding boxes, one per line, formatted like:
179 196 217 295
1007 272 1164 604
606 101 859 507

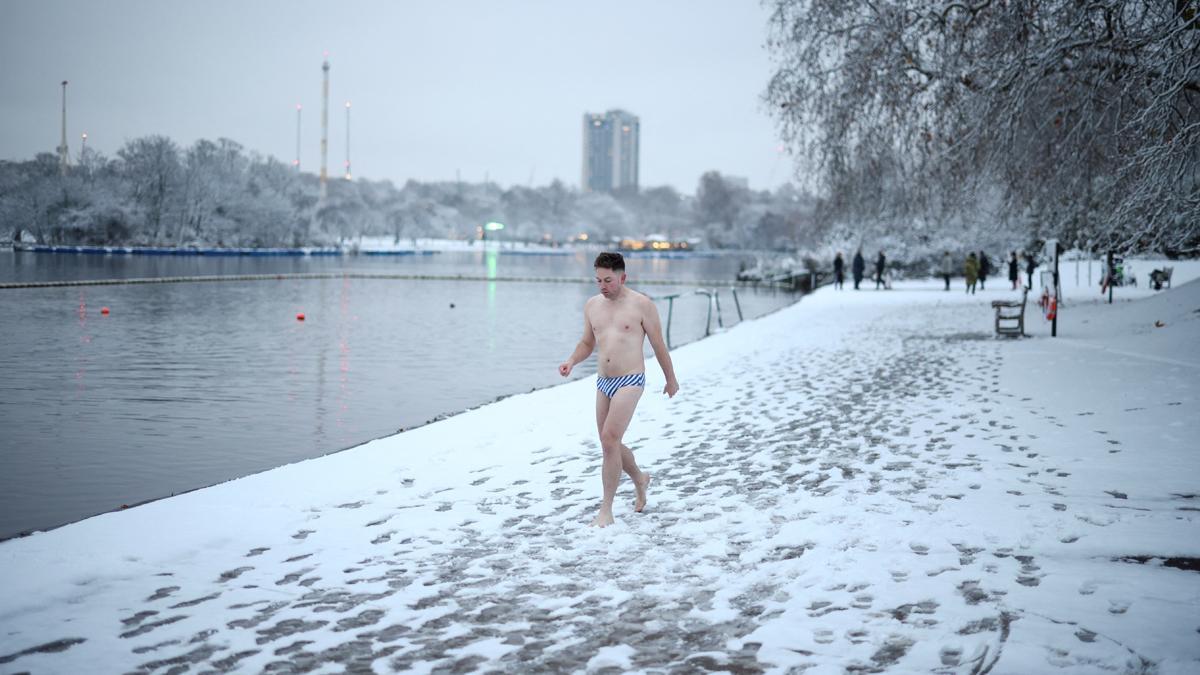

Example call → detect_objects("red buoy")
100 306 110 315
296 313 306 321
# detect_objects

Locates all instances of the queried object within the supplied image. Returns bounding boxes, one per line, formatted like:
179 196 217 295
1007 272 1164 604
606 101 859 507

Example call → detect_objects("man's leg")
620 443 650 512
592 386 643 527
595 392 650 507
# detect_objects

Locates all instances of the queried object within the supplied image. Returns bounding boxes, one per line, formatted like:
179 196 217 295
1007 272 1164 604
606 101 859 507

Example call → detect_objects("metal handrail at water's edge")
651 286 751 347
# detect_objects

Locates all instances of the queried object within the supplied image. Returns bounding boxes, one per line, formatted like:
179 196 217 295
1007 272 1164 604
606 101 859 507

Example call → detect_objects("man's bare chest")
589 305 644 340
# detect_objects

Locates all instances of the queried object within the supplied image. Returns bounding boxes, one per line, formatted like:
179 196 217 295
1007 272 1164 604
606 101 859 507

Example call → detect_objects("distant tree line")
765 0 1200 255
0 136 821 251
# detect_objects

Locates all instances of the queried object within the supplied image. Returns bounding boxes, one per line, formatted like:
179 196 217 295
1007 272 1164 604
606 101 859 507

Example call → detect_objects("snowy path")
1 281 1198 673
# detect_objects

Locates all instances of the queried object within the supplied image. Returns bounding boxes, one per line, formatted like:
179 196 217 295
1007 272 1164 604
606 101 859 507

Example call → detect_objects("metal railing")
655 293 681 348
653 286 746 348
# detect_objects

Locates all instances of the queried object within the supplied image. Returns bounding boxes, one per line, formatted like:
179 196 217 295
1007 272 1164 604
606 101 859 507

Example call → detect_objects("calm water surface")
0 248 799 539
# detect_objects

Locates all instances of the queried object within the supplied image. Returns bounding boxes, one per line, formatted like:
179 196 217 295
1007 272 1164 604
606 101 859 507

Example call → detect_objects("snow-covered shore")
1 265 1197 673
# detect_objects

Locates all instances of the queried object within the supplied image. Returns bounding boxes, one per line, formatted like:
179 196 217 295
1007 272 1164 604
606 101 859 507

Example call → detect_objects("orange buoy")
296 313 306 321
100 306 110 315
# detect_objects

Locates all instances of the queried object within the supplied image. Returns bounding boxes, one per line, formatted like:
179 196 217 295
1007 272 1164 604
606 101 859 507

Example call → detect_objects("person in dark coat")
833 252 845 290
874 251 887 289
978 251 991 291
852 250 865 290
1024 253 1037 290
1008 251 1019 290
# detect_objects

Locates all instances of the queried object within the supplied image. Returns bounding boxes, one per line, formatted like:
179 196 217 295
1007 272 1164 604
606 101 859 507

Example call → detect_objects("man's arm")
642 296 679 397
558 308 596 377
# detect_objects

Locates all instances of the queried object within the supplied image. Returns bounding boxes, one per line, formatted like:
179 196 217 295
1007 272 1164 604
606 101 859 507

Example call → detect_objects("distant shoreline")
11 243 346 257
5 241 726 259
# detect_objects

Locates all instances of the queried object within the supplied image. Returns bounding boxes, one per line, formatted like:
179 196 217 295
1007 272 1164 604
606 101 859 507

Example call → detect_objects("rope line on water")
0 272 779 290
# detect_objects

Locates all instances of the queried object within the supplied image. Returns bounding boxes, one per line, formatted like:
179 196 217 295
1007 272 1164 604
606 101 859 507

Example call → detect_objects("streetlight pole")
1107 250 1114 304
1052 244 1060 337
344 101 351 180
294 104 302 171
58 80 69 175
319 54 329 203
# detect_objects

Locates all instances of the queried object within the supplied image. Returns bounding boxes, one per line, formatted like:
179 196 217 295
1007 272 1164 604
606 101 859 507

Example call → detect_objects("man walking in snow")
559 252 679 527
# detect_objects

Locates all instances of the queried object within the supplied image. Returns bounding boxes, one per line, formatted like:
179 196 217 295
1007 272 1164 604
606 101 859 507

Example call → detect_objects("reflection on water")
0 250 799 539
486 250 498 354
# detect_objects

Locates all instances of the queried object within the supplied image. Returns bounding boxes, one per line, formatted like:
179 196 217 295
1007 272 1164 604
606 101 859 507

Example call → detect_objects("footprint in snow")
146 586 180 602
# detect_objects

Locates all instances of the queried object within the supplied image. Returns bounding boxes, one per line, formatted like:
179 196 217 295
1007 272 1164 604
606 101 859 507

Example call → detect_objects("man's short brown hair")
594 252 625 271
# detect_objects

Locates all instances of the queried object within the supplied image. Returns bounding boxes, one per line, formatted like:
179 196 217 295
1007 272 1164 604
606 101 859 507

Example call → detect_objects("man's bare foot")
590 510 615 528
634 473 651 513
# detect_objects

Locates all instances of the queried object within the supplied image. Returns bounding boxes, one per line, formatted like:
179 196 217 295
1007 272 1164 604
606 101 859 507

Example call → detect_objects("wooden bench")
1150 266 1173 290
991 289 1028 337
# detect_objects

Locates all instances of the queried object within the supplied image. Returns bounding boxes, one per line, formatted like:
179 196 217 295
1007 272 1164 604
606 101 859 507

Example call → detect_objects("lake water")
0 248 800 540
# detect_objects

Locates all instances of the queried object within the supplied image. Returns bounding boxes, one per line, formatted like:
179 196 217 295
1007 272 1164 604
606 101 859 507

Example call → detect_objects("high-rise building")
582 109 639 193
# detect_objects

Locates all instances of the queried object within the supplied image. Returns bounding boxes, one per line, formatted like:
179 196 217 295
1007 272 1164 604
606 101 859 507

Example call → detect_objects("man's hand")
558 362 573 377
663 378 679 398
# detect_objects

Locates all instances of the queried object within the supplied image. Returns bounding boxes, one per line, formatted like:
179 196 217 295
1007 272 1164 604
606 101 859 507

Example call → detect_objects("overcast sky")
1 1 791 194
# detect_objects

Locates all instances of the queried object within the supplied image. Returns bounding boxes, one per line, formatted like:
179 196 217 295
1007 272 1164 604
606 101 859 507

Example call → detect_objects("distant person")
1024 252 1037 290
874 251 887 290
1101 257 1120 296
833 252 845 290
964 252 979 294
1008 251 1019 290
852 250 865 290
978 251 991 291
940 251 954 291
558 252 678 528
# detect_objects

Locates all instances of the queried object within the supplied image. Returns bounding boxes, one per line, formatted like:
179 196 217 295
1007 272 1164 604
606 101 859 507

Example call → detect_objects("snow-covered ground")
1 262 1197 673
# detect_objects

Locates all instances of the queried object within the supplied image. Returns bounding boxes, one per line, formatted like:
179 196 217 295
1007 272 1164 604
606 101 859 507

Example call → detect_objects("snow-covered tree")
765 0 1200 254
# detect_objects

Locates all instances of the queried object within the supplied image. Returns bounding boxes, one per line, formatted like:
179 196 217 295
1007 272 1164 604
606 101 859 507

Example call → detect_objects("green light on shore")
484 221 505 231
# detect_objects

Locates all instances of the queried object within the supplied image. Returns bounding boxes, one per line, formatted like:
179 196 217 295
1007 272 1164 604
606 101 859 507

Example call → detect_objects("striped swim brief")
596 372 646 399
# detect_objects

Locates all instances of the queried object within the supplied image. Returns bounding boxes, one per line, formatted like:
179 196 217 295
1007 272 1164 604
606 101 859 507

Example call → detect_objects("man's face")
595 267 625 298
